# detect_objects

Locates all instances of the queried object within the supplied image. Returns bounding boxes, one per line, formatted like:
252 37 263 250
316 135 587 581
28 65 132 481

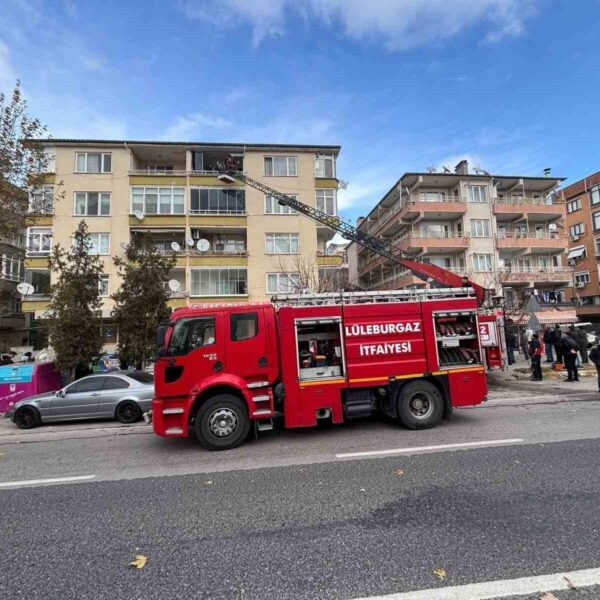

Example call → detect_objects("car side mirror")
55 389 64 397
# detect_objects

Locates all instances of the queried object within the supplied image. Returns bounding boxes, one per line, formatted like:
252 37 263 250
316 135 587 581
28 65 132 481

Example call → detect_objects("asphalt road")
1 389 600 599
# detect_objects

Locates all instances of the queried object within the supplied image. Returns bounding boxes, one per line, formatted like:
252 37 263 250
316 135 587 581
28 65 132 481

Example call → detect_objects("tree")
0 81 50 240
276 253 349 293
47 221 104 381
111 236 176 370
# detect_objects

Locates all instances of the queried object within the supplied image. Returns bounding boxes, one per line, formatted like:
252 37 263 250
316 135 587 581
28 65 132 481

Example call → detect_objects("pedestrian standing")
506 329 516 365
519 328 529 362
574 327 588 363
552 324 563 364
561 330 579 382
528 333 543 380
589 340 600 392
542 326 554 363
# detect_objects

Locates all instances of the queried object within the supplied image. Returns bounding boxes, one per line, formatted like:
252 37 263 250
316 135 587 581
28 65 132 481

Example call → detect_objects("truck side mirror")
156 324 168 357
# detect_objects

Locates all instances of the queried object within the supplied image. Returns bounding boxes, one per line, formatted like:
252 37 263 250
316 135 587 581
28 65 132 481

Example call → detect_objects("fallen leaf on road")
396 469 404 475
432 568 446 580
360 488 366 492
205 480 213 485
564 576 577 590
539 593 558 600
129 555 147 569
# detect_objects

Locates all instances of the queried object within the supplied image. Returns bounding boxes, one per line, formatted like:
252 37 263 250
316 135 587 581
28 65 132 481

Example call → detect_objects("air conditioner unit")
575 282 585 288
570 235 580 241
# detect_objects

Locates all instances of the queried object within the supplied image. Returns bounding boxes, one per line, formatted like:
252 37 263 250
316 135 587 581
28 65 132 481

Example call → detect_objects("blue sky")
1 0 599 223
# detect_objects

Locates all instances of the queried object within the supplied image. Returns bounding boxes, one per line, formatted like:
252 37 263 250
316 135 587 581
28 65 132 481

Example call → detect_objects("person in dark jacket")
528 333 543 381
561 330 579 382
542 326 554 362
589 340 600 392
574 327 588 363
551 324 563 364
506 330 516 365
519 328 529 362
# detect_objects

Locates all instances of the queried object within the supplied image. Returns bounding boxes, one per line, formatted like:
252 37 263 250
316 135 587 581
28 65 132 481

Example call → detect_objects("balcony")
495 232 567 253
493 197 565 221
396 232 469 253
499 267 573 285
317 252 344 267
21 294 50 314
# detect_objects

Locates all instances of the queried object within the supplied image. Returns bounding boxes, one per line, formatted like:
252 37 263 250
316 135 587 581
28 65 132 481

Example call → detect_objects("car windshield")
127 371 154 384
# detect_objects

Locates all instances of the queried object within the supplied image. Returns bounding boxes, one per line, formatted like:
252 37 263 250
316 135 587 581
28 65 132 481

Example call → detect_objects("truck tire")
194 394 250 451
396 380 444 430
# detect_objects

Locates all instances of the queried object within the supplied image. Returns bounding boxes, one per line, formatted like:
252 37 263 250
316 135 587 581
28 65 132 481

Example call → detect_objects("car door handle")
91 392 100 396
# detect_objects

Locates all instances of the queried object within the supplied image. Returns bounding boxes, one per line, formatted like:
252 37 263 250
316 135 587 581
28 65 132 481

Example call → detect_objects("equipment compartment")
295 318 345 380
433 312 481 368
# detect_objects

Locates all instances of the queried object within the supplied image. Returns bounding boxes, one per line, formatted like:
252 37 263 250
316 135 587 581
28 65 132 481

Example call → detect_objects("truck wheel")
195 394 250 451
397 380 444 430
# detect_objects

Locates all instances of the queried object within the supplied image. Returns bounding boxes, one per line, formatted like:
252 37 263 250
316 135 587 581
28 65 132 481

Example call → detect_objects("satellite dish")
196 239 210 252
186 237 195 247
167 279 181 292
16 282 34 295
338 179 348 190
133 210 144 221
170 241 181 252
119 241 128 250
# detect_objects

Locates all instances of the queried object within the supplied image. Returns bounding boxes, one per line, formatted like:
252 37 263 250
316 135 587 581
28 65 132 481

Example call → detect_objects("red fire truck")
150 170 503 450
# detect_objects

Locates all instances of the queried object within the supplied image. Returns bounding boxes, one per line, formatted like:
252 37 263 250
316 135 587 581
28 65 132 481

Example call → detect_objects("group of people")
542 324 589 366
0 351 34 365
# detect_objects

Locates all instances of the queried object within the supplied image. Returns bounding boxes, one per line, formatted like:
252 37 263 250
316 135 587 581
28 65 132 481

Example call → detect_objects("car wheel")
195 394 250 451
14 406 41 429
397 380 444 430
115 401 142 424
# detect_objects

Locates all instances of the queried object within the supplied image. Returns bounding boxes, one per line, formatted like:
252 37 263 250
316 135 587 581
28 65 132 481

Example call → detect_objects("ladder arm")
219 170 486 306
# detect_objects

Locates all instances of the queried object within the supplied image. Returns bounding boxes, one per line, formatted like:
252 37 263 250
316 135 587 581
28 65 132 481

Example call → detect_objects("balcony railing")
494 196 565 206
500 266 572 275
129 169 187 176
189 209 246 216
22 293 51 301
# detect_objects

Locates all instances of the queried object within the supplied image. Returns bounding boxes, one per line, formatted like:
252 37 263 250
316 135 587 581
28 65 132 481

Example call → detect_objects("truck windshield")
168 317 216 356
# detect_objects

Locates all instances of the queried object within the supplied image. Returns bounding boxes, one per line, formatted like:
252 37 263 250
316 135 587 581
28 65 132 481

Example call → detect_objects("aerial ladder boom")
218 170 486 306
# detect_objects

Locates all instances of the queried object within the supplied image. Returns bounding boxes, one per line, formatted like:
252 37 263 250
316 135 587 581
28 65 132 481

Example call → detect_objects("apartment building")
350 161 568 309
21 139 341 349
563 171 600 321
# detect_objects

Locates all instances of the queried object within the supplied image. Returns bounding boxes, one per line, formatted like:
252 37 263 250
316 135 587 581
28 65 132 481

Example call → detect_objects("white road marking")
0 475 96 489
352 566 600 600
336 438 524 458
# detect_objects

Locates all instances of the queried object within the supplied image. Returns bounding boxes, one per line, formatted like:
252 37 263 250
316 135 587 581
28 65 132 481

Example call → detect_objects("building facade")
22 140 341 350
562 171 600 321
350 161 569 310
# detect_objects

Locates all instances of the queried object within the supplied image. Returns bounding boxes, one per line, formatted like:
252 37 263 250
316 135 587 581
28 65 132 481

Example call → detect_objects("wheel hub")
208 408 238 437
409 393 433 419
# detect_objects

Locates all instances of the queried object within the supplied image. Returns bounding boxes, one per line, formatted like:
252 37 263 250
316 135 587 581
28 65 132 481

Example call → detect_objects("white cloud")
180 0 538 49
0 40 16 95
162 112 233 140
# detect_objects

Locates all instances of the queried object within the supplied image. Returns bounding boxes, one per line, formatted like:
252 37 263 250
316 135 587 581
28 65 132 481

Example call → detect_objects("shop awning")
535 309 579 325
567 246 586 260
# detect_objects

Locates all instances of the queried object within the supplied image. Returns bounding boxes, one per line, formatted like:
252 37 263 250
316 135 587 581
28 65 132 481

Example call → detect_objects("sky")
1 0 600 224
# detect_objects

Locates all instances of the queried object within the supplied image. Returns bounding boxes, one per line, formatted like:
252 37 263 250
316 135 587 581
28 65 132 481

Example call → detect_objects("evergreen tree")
112 236 176 370
47 221 104 381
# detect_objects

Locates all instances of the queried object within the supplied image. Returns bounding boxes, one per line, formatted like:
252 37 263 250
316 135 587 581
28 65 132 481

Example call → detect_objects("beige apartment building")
22 139 342 349
349 161 569 310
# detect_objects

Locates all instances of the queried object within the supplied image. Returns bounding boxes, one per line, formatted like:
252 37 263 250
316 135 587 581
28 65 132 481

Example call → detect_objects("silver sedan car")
9 370 154 429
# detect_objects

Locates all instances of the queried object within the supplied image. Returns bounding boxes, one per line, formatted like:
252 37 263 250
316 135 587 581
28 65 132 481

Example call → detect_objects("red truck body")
152 290 488 450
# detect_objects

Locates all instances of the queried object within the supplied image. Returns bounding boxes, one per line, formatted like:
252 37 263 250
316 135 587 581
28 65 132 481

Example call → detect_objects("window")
265 233 299 254
466 186 487 203
574 272 591 285
473 254 493 272
591 185 600 206
570 223 585 237
265 194 298 214
29 186 54 214
2 255 24 281
595 238 600 256
168 317 216 356
264 156 297 177
593 213 600 231
418 191 446 202
75 152 111 173
190 268 247 296
470 219 491 237
66 377 105 393
567 198 581 213
315 154 335 178
130 187 185 215
267 272 300 293
190 188 245 214
127 371 154 384
230 313 258 341
102 377 129 390
81 233 110 255
316 189 337 215
74 192 111 216
99 275 109 297
27 229 52 254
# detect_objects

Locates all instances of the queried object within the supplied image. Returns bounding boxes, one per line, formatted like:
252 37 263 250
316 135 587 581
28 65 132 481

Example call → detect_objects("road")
1 385 600 600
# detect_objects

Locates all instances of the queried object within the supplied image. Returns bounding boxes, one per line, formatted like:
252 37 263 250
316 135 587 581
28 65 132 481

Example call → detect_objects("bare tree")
275 253 349 294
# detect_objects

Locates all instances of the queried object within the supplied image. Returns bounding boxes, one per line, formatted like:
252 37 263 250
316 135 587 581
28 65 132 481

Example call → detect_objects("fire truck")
151 171 503 450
